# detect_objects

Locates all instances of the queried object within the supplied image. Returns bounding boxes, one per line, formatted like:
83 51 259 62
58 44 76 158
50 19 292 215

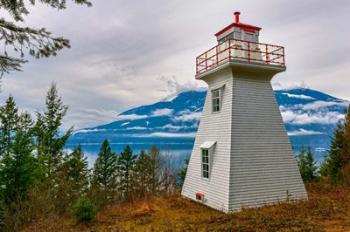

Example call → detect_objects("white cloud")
115 114 148 121
125 126 147 130
73 128 106 134
288 129 323 136
121 122 130 126
151 108 173 117
161 76 207 102
173 112 201 122
279 105 289 111
133 132 196 138
282 93 314 100
161 124 183 130
281 110 344 125
163 95 178 102
301 101 349 111
159 123 198 131
272 81 308 91
176 109 192 115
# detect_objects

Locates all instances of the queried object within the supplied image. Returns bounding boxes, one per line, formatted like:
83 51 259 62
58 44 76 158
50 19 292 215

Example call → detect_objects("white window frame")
211 88 222 113
201 149 210 179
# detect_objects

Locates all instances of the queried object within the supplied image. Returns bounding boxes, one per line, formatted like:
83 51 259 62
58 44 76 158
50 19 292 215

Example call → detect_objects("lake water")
65 142 193 168
65 141 326 168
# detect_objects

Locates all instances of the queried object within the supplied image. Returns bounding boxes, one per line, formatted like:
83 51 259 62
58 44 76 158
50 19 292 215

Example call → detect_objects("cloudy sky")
1 0 349 130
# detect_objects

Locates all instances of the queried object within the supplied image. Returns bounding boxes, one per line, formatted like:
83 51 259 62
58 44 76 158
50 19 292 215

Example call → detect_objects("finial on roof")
234 11 240 23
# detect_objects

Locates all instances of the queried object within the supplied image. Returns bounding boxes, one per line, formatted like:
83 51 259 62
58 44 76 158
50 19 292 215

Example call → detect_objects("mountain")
67 88 349 161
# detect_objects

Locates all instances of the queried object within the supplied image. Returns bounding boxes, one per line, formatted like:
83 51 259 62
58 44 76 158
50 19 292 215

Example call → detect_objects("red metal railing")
196 39 285 75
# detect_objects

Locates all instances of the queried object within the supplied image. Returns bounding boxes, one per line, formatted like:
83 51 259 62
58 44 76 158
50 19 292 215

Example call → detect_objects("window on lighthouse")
212 89 221 112
202 149 210 178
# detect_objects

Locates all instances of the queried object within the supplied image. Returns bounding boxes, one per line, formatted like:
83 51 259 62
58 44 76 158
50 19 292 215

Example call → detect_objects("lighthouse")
181 12 307 212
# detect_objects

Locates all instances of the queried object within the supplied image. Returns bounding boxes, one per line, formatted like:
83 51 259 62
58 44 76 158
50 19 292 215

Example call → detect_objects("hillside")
22 184 350 232
68 88 348 160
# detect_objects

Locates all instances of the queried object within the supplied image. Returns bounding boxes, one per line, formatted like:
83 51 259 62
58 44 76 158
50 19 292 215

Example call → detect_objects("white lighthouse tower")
181 12 307 212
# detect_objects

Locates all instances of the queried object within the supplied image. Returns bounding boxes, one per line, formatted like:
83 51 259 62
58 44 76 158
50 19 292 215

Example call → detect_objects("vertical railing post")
282 47 285 66
196 57 198 74
247 41 250 63
205 52 208 71
265 44 269 64
216 45 219 66
229 39 231 61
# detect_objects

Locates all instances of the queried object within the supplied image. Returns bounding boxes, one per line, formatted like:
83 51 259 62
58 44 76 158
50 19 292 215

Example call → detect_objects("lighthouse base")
181 65 307 213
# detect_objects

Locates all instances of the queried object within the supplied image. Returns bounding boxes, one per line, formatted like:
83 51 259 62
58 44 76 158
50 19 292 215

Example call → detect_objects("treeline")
90 141 178 208
0 84 183 231
297 106 350 184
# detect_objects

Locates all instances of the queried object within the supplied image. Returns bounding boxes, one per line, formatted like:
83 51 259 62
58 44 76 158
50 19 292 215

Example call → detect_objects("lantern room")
215 12 261 44
196 12 285 76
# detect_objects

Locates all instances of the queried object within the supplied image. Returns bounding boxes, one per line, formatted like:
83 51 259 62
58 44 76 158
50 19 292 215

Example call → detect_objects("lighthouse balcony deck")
196 39 285 76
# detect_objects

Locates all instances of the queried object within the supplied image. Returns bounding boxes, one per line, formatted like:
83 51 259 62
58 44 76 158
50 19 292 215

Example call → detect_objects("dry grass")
21 184 350 232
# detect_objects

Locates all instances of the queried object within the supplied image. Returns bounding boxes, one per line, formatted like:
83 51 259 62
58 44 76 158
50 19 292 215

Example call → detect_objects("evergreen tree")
0 200 4 230
34 84 73 179
0 96 19 157
148 145 162 194
297 147 318 182
133 146 165 197
321 123 345 183
0 0 91 76
91 140 118 206
64 145 89 194
134 150 152 198
321 106 350 184
0 112 38 204
55 145 89 213
340 108 350 183
118 145 137 200
0 97 39 231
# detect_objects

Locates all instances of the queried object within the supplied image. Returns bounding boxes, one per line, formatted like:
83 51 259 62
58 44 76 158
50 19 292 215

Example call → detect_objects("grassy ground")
22 184 350 232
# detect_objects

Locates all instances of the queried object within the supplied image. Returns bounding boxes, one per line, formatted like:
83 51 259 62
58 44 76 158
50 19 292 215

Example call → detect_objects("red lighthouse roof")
214 12 261 37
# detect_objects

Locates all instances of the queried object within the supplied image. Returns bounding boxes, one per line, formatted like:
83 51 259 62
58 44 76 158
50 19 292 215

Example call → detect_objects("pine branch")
0 18 70 75
0 0 92 22
0 55 25 76
0 0 92 76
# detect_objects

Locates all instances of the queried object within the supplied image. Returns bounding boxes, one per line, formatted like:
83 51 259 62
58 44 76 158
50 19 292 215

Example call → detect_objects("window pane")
203 171 209 178
212 89 221 112
202 149 210 178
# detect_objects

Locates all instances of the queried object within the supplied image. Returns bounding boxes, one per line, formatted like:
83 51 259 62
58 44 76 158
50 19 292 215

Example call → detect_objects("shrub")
72 197 96 224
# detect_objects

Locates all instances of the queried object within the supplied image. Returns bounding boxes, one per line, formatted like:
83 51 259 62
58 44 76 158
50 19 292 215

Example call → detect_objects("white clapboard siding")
181 63 307 213
229 75 307 211
181 68 233 212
